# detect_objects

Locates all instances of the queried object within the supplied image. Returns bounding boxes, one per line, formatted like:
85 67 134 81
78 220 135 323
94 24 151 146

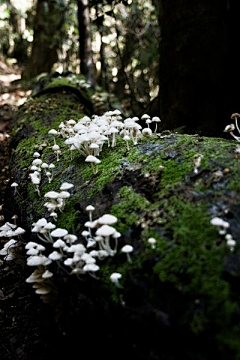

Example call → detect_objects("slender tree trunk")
77 0 95 86
22 0 65 79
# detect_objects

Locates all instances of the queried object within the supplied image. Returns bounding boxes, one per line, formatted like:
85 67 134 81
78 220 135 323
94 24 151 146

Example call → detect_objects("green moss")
56 202 81 233
152 198 238 334
110 186 150 233
43 75 94 100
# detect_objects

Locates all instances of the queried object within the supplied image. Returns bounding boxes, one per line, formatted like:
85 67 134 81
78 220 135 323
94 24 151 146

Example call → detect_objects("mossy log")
3 78 240 360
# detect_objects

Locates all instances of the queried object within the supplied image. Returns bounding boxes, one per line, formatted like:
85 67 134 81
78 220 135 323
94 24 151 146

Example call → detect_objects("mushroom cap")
44 222 56 230
14 227 26 236
27 255 49 266
48 251 63 260
35 287 51 295
210 217 229 228
148 237 156 244
85 155 100 163
44 191 60 199
42 270 53 279
34 218 48 227
97 214 118 225
96 224 116 237
110 272 122 281
25 241 39 249
121 244 134 253
226 239 236 248
41 162 49 169
142 128 153 137
223 124 235 132
53 239 66 248
33 152 41 157
86 205 95 212
85 220 98 228
60 182 74 190
83 263 100 272
64 234 78 243
59 191 71 199
0 222 17 231
51 228 68 238
52 144 60 151
231 113 240 119
32 159 42 165
48 129 59 135
67 243 86 253
152 116 161 122
141 114 150 120
26 248 39 256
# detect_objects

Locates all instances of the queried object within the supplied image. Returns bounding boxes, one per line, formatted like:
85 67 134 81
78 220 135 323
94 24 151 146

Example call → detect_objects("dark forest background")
0 0 240 136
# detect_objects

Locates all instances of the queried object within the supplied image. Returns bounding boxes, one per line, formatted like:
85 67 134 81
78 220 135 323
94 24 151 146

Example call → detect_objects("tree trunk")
77 0 95 86
22 0 65 79
159 0 231 136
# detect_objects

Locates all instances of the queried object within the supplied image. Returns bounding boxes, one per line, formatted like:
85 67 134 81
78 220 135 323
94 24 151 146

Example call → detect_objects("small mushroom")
230 113 240 134
96 224 117 256
121 244 134 263
86 205 95 222
110 272 123 288
147 237 156 249
11 182 19 195
152 116 161 133
223 123 240 142
60 182 74 191
85 155 101 174
51 228 68 238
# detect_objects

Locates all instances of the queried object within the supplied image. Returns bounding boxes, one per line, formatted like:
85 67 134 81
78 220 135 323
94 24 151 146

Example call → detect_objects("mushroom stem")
230 131 240 142
235 117 240 134
126 253 132 263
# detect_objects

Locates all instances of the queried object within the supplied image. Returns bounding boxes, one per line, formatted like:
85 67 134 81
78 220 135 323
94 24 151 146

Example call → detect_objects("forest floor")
0 56 59 360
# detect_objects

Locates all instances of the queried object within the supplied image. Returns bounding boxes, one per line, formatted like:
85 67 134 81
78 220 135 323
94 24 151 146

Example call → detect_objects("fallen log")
2 74 240 360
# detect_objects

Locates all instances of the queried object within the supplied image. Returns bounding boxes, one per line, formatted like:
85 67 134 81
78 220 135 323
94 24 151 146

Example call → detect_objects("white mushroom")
152 116 161 132
85 155 101 174
51 228 68 238
210 217 230 235
11 182 19 195
110 272 123 288
42 270 54 279
97 214 118 225
96 224 117 256
85 205 95 222
60 182 74 191
48 251 63 261
147 237 156 249
121 244 134 263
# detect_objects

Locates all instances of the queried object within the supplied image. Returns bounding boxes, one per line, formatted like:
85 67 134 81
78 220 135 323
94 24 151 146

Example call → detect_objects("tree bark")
22 0 65 79
159 0 232 136
77 0 95 86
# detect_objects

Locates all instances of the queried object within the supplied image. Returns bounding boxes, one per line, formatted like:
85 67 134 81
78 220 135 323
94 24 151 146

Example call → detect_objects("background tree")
77 0 95 86
22 0 66 79
159 0 240 136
